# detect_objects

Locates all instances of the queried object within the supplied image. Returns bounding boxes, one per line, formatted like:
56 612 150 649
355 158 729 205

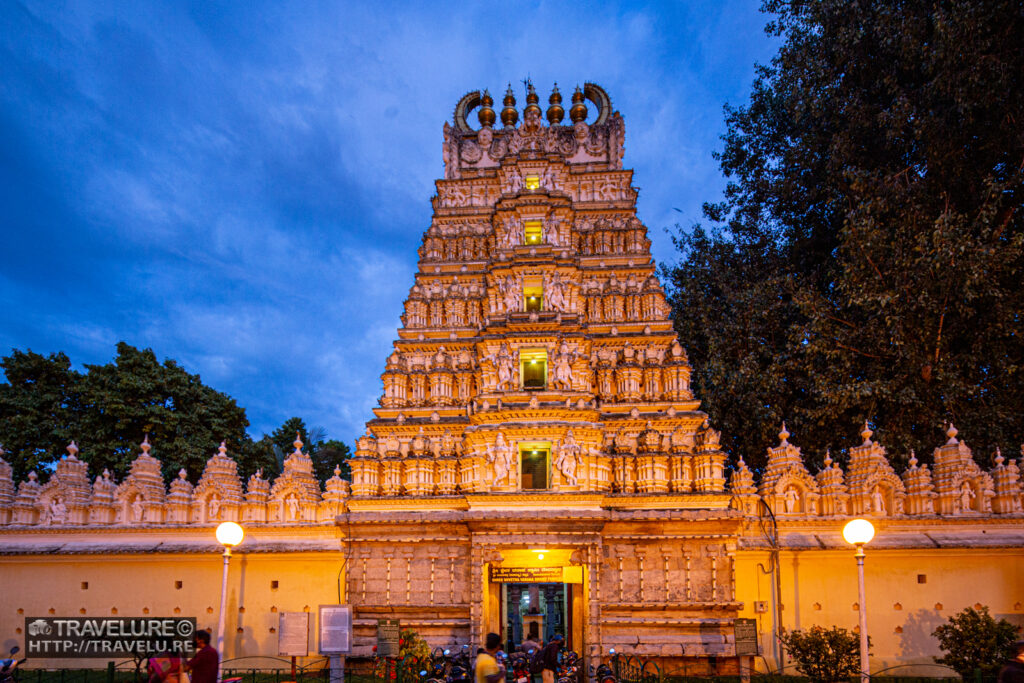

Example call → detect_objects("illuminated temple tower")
1 81 1022 675
346 82 738 666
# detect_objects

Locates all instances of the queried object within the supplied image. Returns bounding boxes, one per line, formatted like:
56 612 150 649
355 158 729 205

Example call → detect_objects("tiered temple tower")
349 81 726 501
1 82 1020 675
343 81 738 669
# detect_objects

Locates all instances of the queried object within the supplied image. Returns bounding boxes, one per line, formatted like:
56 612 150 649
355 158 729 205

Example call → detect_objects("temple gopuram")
1 82 1022 676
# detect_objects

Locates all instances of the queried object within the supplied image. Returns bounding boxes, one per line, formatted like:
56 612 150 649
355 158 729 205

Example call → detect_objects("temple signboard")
490 566 564 583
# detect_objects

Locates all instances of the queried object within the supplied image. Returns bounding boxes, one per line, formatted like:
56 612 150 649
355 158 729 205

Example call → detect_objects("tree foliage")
932 605 1019 678
0 345 354 487
0 343 255 481
266 416 352 485
780 625 865 682
666 0 1024 469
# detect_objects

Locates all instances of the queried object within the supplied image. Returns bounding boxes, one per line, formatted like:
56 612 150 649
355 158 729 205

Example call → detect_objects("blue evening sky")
0 1 779 446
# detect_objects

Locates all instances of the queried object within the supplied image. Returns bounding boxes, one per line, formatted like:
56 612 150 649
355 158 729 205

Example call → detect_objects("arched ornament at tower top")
583 82 612 126
453 90 482 134
452 82 613 133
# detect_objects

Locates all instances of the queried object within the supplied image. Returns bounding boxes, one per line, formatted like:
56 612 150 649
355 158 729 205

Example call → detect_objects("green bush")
779 625 867 682
932 605 1019 678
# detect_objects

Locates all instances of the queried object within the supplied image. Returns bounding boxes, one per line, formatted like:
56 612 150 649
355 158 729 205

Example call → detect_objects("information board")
376 619 401 657
278 612 310 657
318 605 352 655
489 566 564 583
733 618 759 656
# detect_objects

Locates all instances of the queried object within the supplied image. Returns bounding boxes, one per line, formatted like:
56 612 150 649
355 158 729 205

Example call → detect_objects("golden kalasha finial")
523 80 541 118
860 421 873 444
547 83 564 124
500 84 518 128
478 89 496 128
945 422 958 444
569 85 588 123
778 422 790 445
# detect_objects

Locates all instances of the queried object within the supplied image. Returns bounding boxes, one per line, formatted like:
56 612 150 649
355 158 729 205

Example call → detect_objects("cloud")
1 0 779 446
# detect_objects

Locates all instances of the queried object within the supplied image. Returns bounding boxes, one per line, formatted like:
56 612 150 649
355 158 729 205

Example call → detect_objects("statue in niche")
555 430 580 486
440 430 454 457
507 167 523 194
498 220 517 249
544 271 568 311
208 494 221 521
551 339 578 391
871 486 886 514
544 213 562 246
488 432 513 487
286 494 300 521
501 274 521 313
958 482 975 513
47 497 68 525
784 486 799 514
132 496 145 522
541 167 557 191
485 343 517 392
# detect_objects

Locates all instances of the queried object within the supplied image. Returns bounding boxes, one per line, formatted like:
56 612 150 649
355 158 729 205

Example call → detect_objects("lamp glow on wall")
215 521 244 683
842 519 875 683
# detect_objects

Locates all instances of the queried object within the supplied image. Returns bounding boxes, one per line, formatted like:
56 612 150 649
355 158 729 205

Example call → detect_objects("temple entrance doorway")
501 582 571 654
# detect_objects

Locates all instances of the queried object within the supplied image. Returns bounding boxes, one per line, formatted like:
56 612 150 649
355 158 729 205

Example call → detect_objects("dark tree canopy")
262 417 352 485
667 0 1024 470
0 344 356 488
0 342 255 481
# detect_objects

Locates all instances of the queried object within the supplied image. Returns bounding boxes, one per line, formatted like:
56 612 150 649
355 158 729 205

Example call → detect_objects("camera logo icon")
28 619 52 636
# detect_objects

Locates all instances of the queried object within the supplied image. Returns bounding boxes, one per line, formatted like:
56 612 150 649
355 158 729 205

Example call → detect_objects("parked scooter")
509 650 531 683
0 646 24 683
421 648 448 683
595 647 618 683
555 650 580 683
445 644 471 683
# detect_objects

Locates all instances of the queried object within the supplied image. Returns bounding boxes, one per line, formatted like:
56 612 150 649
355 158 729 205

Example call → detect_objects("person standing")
999 639 1024 683
475 633 506 683
521 623 542 654
184 630 219 683
538 633 563 683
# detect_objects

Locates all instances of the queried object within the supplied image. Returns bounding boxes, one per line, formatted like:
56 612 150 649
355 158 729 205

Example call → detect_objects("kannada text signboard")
489 566 564 583
376 619 401 657
733 618 759 656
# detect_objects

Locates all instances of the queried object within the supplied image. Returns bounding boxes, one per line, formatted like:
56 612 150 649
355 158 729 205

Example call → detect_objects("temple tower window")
524 219 543 245
523 278 543 312
524 175 540 191
519 442 550 490
520 348 548 389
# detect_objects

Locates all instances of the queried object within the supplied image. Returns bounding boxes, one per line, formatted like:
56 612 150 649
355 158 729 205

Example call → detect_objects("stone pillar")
509 585 522 646
544 585 558 641
469 544 484 652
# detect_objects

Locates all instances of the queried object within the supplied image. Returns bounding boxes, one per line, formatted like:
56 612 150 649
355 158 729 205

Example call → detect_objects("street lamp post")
215 521 245 683
842 519 875 683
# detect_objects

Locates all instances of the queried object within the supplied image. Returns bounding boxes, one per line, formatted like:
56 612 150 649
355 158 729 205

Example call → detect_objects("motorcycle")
594 647 618 683
508 650 531 683
445 644 471 683
555 650 580 683
0 646 24 683
595 662 616 683
421 648 447 683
